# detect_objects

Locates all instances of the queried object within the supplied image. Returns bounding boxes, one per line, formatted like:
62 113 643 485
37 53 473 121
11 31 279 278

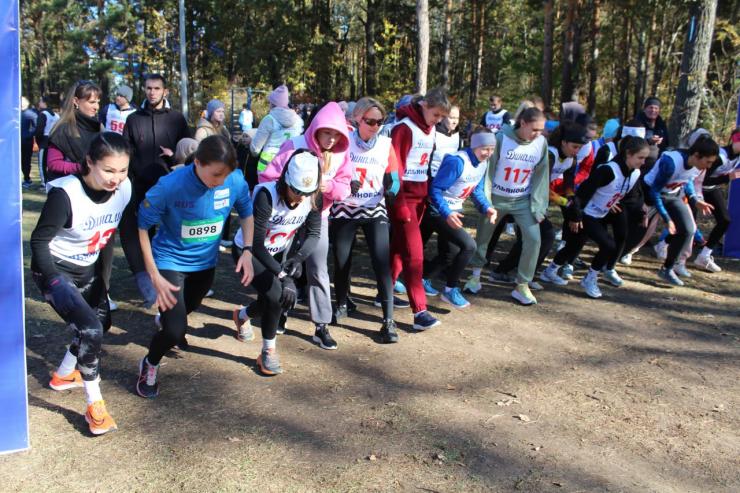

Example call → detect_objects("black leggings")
424 214 476 288
494 218 555 275
330 216 393 319
699 187 731 249
146 268 215 365
554 210 627 271
661 195 696 269
33 265 110 381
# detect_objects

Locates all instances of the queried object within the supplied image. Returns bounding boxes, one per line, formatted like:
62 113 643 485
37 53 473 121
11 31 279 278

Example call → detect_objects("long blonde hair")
50 81 102 139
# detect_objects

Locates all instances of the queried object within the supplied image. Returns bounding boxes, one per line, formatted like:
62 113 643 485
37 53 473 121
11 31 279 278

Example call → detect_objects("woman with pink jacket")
259 101 353 350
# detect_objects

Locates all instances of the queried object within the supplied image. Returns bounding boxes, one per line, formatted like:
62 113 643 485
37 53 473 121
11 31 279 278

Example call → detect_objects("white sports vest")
441 151 488 212
339 135 391 209
484 109 508 132
491 134 545 198
234 182 312 255
48 175 131 266
430 131 460 177
104 103 136 134
644 151 701 195
548 146 574 183
42 110 60 136
399 117 435 182
584 162 640 218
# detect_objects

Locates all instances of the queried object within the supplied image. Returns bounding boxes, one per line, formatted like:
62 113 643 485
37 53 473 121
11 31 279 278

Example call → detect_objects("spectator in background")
480 95 512 133
34 96 60 188
636 96 669 162
99 85 136 135
238 103 253 132
249 85 303 173
21 96 38 187
195 99 231 141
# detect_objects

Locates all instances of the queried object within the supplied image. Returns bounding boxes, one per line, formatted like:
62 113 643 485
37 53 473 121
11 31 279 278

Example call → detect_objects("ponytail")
82 132 130 175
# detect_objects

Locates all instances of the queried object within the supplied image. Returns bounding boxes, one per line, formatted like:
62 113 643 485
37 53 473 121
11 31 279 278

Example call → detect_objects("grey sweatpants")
306 216 332 324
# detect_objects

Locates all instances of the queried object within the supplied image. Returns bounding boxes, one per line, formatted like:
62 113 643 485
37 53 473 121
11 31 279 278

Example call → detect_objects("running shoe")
602 269 624 287
379 319 399 344
85 400 118 435
422 278 439 296
136 358 160 398
561 264 574 280
619 253 633 265
489 271 516 284
511 283 537 305
205 289 215 297
346 296 358 313
673 262 692 278
333 304 349 323
108 296 118 312
232 307 255 342
528 280 544 291
374 294 410 309
276 312 288 335
412 311 441 330
653 241 668 260
580 275 602 298
694 253 721 273
22 180 32 189
440 287 470 308
540 266 568 286
463 275 482 294
658 267 684 286
257 348 283 376
313 324 338 350
505 223 516 236
573 257 588 269
394 279 407 294
49 369 83 391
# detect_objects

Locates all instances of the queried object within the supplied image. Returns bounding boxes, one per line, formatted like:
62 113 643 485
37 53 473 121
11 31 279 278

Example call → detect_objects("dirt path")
3 189 739 492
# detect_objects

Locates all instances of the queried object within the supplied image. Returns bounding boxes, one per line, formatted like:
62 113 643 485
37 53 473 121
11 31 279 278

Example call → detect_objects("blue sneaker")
394 279 407 294
440 287 470 308
422 278 439 296
412 311 441 330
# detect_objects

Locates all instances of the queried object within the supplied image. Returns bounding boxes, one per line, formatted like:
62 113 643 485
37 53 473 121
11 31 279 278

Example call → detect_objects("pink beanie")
269 85 290 109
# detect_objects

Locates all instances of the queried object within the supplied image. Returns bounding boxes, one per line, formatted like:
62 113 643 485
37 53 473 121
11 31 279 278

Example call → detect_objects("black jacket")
122 101 190 188
635 111 669 154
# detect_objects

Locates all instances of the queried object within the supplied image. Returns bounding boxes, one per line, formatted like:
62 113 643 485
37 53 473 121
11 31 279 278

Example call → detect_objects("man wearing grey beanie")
100 84 136 135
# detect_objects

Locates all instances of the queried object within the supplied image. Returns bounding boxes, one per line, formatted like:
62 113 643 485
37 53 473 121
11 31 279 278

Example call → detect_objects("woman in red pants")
389 88 450 330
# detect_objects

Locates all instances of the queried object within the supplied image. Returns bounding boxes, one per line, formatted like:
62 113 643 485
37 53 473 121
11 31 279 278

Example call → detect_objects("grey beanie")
206 99 225 120
116 85 133 102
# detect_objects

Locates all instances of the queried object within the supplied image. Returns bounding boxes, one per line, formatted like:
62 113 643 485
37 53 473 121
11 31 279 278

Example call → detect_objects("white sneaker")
205 289 215 297
602 269 624 287
694 253 721 273
505 223 516 236
540 266 568 286
561 264 574 280
528 280 544 291
619 253 633 265
463 275 482 294
653 241 668 260
673 262 692 278
580 274 602 298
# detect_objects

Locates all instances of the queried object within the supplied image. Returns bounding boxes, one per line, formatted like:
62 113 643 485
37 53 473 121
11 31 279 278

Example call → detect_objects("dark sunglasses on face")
362 118 383 127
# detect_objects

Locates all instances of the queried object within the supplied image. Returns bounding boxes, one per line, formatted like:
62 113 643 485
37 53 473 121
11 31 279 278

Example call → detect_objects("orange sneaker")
49 370 83 391
85 400 118 435
233 307 254 342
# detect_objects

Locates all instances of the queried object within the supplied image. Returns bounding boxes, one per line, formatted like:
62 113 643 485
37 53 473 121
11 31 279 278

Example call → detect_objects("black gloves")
279 276 297 310
282 258 303 279
350 180 361 195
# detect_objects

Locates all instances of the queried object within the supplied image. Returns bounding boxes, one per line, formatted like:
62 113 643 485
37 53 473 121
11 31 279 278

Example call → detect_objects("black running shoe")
379 319 399 344
333 304 348 324
346 296 358 313
312 324 338 350
374 294 410 309
136 358 159 398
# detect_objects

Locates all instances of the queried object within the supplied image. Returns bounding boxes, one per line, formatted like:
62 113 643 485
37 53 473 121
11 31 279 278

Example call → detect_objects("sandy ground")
2 188 738 493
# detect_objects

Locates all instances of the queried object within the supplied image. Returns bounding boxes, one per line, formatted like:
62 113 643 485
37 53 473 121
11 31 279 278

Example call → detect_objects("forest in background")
19 0 740 140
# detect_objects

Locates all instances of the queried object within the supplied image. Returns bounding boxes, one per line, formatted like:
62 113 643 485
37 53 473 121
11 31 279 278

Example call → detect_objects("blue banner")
725 178 740 259
0 0 29 454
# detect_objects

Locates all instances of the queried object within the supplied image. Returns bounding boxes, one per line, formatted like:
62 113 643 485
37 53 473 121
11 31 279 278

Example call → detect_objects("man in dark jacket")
21 97 38 187
635 96 670 163
119 74 191 306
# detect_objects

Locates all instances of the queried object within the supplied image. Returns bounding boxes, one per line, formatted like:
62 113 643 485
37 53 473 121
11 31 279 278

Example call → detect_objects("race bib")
181 217 223 244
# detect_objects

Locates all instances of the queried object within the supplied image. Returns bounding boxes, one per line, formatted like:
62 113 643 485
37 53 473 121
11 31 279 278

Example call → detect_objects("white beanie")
285 151 320 194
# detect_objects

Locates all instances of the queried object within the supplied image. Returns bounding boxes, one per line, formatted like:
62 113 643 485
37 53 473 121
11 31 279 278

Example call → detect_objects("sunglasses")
362 118 384 127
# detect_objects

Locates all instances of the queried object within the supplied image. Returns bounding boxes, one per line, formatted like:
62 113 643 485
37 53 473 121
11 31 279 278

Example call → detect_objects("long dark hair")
82 132 130 176
51 80 101 139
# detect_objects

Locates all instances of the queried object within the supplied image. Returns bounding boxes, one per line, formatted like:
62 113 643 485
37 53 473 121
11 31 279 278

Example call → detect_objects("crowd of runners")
25 76 740 434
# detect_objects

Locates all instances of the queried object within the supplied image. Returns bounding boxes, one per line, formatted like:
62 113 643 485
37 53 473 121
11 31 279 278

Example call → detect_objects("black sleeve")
593 145 610 167
30 188 73 283
479 114 486 126
502 111 512 124
34 112 47 141
290 195 323 263
702 157 730 187
251 188 284 275
99 105 109 130
568 165 615 221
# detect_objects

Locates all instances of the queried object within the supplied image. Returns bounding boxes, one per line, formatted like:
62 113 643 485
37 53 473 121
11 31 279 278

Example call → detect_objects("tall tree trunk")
441 0 452 88
469 0 484 107
542 0 554 108
415 0 430 93
633 23 647 116
364 0 379 95
560 0 578 104
586 0 600 115
668 0 718 146
618 13 632 121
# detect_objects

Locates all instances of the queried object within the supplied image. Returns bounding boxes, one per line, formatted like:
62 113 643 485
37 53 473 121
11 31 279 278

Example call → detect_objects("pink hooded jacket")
259 102 353 213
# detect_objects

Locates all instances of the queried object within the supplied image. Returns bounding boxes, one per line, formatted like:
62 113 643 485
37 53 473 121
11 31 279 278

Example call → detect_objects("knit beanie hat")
269 85 290 109
206 99 225 120
562 123 590 144
643 96 661 108
116 85 134 102
602 118 620 139
285 150 320 194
